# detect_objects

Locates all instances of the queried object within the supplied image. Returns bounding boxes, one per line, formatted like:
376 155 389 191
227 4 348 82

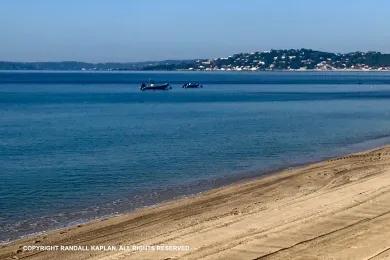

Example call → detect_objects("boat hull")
182 83 202 88
140 83 171 91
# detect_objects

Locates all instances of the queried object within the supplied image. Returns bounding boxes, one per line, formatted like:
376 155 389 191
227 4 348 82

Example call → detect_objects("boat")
140 82 171 91
182 82 203 89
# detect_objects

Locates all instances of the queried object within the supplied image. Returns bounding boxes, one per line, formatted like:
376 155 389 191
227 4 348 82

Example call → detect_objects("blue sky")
1 0 389 62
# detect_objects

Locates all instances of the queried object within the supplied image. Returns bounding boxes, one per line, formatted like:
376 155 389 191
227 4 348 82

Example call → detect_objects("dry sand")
2 146 390 260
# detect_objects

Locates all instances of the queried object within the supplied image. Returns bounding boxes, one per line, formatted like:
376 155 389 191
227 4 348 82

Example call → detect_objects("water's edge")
2 137 389 245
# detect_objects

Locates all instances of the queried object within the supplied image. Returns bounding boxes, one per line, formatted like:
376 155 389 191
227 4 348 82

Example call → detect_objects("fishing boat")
182 82 203 89
140 82 171 91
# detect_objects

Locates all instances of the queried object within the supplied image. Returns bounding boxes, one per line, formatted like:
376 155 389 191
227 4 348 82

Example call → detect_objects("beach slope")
2 146 390 259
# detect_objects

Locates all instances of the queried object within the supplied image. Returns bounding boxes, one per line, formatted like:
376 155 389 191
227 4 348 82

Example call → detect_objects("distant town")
1 49 390 71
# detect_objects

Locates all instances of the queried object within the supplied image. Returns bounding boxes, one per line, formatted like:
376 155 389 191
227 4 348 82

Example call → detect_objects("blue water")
1 71 390 242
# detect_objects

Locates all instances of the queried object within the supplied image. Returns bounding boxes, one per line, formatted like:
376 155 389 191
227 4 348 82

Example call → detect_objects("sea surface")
1 71 390 242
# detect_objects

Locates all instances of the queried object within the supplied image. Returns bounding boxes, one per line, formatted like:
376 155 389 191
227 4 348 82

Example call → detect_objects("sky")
1 0 389 62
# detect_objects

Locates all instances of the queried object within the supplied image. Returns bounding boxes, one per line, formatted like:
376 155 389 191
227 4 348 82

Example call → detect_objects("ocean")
1 71 390 242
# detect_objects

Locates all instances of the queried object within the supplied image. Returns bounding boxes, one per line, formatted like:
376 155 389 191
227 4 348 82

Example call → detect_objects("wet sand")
2 146 390 260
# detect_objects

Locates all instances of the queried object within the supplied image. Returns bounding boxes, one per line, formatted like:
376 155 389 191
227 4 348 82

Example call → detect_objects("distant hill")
1 49 390 71
147 49 390 71
0 60 195 71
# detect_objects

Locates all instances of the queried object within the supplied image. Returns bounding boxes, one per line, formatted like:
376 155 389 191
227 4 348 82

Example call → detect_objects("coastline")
1 69 390 72
2 145 390 259
2 134 390 245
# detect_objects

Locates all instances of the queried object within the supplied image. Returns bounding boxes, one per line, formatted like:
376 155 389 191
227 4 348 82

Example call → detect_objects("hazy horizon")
1 0 389 62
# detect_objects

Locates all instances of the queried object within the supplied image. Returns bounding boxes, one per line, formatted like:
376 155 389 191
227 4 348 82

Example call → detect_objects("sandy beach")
2 146 390 260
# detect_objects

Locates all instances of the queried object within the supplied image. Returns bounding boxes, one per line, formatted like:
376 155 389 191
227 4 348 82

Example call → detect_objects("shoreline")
2 135 390 245
2 145 390 259
1 69 390 73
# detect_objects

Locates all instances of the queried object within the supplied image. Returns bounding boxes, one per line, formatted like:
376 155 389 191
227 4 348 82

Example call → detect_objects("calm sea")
1 71 390 242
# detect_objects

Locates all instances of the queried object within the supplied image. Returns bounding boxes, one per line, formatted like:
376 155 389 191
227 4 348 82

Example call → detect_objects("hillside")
144 49 390 71
1 49 390 71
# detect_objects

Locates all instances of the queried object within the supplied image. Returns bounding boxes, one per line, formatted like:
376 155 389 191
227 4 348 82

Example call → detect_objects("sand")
2 146 390 260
